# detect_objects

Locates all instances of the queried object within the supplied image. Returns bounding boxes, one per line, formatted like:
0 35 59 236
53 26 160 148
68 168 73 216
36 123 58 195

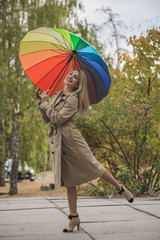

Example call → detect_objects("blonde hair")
70 69 89 116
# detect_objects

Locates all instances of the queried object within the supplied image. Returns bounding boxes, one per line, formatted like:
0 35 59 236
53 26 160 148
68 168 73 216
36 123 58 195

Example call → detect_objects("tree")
0 0 36 192
76 27 160 196
96 7 128 69
0 0 106 194
0 0 83 194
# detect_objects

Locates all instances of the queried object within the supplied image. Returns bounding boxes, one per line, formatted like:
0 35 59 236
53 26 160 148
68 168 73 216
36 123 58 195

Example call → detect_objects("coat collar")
60 90 76 96
53 90 75 107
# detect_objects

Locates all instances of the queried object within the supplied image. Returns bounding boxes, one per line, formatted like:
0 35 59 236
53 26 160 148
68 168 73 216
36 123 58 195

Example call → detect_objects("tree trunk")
110 17 120 69
9 107 19 195
0 160 5 186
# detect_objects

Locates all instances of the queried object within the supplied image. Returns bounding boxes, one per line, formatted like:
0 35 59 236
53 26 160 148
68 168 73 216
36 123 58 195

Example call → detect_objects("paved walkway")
0 196 160 240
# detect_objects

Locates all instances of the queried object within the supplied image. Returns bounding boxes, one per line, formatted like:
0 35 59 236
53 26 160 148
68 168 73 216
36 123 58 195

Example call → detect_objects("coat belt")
47 119 74 137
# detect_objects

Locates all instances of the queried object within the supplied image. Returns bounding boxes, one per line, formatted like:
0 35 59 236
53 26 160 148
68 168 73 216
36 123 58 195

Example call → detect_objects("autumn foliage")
76 27 160 196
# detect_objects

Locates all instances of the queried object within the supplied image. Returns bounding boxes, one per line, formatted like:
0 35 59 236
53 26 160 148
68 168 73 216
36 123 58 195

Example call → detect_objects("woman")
39 69 134 233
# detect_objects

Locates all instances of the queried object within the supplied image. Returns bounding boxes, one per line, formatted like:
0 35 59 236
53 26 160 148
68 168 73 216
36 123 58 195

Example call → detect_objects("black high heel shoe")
63 213 80 232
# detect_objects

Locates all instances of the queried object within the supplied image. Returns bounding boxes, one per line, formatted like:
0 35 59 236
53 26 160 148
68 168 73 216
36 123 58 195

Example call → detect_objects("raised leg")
100 170 134 203
100 170 121 191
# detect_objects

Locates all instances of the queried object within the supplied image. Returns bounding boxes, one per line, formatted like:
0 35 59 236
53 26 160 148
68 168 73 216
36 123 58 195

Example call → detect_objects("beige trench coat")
39 90 106 188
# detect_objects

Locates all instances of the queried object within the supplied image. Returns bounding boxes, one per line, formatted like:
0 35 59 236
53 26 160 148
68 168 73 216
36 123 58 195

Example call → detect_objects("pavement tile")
0 208 63 225
0 197 160 240
0 237 89 240
0 198 54 211
52 198 122 208
112 197 160 205
63 205 155 222
0 223 88 240
81 219 160 234
0 236 89 240
131 205 160 217
82 225 160 240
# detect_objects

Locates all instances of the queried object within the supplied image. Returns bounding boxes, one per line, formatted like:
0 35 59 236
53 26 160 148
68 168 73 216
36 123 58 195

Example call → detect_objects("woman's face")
64 70 79 90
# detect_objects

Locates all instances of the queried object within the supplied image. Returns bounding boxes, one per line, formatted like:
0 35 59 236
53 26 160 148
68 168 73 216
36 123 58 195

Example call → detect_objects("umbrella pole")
36 54 74 99
49 54 73 91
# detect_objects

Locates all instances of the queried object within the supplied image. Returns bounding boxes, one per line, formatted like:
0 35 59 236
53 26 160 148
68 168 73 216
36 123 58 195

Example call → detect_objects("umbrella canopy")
19 27 111 104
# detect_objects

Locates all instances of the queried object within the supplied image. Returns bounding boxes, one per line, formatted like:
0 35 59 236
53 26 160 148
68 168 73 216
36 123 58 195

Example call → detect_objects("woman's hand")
39 91 48 103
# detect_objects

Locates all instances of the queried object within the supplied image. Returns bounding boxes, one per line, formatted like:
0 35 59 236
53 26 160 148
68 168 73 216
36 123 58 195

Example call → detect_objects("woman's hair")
70 68 89 116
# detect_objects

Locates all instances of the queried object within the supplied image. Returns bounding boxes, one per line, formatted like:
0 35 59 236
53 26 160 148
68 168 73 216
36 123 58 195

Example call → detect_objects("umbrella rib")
77 54 108 93
76 55 98 102
59 34 72 51
78 54 108 86
21 48 66 57
49 54 72 90
74 38 81 51
75 54 98 100
54 36 71 52
78 52 107 71
22 39 69 53
78 53 100 61
25 53 70 71
48 29 72 50
77 46 86 52
29 31 71 52
76 55 92 79
49 59 71 96
75 39 90 52
78 53 109 73
78 51 100 58
69 33 74 50
35 55 70 87
49 41 69 53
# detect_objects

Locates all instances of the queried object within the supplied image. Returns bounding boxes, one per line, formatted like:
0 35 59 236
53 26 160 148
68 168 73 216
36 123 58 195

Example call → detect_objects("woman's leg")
100 170 121 191
100 170 134 202
67 186 77 213
63 186 80 232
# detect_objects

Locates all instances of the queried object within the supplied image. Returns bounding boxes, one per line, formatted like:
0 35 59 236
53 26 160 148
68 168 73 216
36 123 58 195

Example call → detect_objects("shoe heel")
77 223 80 231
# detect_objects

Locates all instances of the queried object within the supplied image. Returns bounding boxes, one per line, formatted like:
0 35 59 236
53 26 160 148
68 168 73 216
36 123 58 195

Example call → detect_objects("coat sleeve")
39 94 78 125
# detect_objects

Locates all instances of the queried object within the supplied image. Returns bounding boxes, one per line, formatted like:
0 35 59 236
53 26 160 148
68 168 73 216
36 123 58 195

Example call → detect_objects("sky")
80 0 159 34
78 0 160 63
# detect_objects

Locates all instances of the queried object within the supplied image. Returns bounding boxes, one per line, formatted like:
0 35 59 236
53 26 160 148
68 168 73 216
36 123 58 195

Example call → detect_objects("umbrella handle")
36 89 42 100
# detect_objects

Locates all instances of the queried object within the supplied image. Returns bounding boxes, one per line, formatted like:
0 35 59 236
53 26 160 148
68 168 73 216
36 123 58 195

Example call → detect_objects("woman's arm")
39 94 78 125
38 91 50 123
39 107 50 123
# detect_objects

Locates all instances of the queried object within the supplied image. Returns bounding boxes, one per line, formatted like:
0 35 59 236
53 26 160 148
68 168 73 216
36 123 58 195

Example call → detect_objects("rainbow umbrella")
19 27 111 104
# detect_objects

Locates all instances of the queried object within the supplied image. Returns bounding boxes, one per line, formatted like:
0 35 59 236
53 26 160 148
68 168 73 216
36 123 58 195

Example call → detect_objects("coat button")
51 141 54 144
52 152 54 154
